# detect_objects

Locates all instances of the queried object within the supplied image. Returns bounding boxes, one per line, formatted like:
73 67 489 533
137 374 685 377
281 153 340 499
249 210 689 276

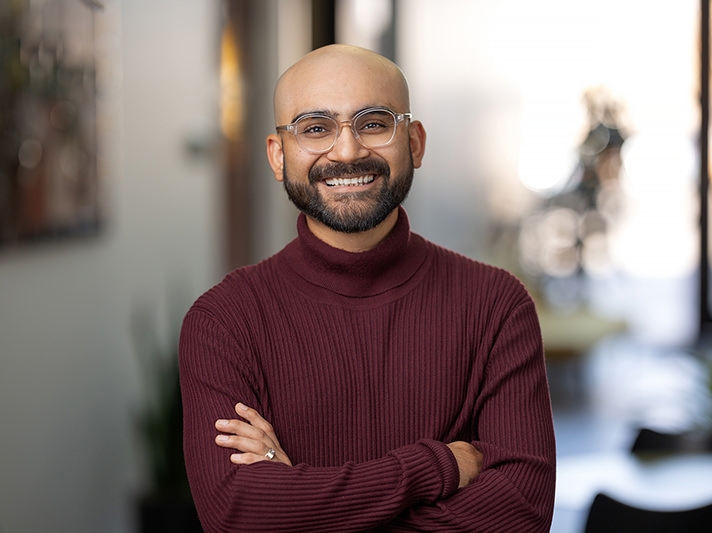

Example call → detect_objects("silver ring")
264 448 276 460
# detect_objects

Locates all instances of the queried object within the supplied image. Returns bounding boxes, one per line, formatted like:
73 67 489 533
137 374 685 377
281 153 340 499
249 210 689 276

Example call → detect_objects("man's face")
268 49 425 234
281 142 415 234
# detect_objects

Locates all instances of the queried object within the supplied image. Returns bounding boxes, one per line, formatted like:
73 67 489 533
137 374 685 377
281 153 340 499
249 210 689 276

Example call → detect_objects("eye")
361 120 387 131
304 125 327 134
356 111 395 135
297 117 335 137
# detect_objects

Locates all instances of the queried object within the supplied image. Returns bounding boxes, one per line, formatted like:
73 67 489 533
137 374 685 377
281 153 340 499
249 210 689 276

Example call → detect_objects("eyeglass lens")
296 110 397 152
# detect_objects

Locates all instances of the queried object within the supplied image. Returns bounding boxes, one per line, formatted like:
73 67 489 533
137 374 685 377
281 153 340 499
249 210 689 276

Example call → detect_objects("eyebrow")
289 105 395 124
290 109 335 123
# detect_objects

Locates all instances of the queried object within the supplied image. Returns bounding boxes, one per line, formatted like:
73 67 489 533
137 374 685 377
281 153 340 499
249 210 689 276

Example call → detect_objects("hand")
215 403 293 466
446 441 483 489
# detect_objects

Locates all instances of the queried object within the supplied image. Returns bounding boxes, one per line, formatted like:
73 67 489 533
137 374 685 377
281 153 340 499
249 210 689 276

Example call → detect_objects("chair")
584 493 712 533
631 428 712 455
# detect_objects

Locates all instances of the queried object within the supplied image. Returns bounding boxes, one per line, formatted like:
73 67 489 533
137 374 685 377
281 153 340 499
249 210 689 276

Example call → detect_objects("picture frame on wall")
0 0 104 250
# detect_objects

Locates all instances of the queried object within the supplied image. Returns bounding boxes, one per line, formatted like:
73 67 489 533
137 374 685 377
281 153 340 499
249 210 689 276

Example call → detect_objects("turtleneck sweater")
179 207 556 532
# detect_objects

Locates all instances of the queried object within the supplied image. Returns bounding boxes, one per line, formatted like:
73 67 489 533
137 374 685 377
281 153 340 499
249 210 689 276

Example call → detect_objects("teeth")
325 175 375 187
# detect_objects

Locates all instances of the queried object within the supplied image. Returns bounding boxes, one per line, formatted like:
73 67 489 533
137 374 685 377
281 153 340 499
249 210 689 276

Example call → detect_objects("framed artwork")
0 0 103 249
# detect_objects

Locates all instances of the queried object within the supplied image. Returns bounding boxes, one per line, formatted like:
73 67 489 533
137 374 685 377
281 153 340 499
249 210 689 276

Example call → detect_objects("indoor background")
1 0 710 531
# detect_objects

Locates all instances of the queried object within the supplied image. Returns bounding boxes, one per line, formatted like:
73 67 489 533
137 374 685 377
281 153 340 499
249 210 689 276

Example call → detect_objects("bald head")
273 45 411 126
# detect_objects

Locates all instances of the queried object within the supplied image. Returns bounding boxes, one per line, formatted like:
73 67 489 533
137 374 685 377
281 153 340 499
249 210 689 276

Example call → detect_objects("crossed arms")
215 402 483 489
179 299 556 532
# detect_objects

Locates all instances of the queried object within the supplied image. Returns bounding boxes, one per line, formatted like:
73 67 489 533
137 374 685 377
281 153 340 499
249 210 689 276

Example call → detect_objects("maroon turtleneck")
179 208 556 532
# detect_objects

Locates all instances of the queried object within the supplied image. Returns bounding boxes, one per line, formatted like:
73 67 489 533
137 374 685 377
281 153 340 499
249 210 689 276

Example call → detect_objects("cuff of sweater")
393 439 460 503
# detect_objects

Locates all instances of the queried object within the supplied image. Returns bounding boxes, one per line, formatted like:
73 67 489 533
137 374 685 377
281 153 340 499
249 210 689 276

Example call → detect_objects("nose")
326 122 370 163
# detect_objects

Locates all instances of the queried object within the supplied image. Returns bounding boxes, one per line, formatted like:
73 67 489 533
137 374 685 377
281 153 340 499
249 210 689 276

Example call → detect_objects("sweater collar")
281 207 428 298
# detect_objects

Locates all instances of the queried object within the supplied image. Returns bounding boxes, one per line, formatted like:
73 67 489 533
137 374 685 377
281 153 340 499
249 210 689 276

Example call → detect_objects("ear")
408 120 426 169
266 134 285 182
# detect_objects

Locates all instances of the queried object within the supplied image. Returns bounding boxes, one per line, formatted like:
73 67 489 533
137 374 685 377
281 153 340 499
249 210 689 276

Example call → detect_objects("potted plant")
132 308 202 532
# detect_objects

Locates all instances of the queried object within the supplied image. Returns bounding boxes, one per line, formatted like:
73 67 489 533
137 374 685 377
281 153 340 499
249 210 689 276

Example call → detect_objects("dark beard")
282 156 414 234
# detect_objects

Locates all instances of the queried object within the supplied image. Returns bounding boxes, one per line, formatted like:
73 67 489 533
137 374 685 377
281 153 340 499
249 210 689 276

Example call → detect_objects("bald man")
180 45 556 532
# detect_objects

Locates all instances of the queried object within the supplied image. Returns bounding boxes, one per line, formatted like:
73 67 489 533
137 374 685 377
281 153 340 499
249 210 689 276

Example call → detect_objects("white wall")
0 1 223 531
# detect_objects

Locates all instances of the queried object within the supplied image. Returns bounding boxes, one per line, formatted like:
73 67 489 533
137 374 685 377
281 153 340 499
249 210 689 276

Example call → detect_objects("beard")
282 155 414 234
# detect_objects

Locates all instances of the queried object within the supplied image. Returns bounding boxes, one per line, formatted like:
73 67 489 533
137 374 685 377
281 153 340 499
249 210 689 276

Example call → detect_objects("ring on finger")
265 448 276 460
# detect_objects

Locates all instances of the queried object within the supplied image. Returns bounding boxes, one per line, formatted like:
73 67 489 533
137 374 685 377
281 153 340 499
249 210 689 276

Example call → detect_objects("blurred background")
1 0 712 531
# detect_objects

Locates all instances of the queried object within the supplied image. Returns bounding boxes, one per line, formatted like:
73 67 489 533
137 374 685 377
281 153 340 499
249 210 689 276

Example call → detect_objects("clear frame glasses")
276 107 412 154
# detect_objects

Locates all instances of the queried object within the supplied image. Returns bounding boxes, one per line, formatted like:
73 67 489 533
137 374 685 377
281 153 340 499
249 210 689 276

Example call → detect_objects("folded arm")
180 309 462 532
215 402 482 484
382 300 557 532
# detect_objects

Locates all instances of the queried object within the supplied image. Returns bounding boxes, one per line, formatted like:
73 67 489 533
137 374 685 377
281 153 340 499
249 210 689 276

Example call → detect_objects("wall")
0 1 223 531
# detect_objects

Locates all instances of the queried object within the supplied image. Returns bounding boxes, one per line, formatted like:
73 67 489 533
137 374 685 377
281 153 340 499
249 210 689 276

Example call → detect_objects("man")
180 44 556 532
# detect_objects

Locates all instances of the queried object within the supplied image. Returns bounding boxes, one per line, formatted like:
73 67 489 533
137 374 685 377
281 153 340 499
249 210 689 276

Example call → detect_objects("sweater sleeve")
179 306 461 533
383 298 556 532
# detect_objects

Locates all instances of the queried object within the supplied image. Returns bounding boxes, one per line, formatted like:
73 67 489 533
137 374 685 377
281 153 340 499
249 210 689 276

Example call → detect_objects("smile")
324 175 376 187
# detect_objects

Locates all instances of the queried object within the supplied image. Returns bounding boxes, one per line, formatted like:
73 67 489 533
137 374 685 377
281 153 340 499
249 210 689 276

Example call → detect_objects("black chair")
631 428 712 455
584 493 712 533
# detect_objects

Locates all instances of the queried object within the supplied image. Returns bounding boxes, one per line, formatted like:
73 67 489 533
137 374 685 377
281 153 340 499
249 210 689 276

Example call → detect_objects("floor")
548 334 712 532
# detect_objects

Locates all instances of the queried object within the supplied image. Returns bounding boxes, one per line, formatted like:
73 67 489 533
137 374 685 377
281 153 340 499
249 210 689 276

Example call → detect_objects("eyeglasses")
276 107 412 154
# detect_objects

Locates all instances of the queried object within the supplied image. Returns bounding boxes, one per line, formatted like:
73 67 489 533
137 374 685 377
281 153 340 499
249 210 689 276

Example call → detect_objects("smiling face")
266 45 426 239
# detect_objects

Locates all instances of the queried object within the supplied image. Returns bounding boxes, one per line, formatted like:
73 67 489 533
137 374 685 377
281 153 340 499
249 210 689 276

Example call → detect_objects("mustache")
309 159 390 184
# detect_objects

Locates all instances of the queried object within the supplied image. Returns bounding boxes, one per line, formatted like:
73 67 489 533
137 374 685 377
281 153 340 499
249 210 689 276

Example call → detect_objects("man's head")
266 44 426 235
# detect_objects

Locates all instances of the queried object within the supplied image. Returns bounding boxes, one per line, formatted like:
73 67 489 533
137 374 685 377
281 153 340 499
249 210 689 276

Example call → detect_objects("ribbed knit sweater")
179 207 556 532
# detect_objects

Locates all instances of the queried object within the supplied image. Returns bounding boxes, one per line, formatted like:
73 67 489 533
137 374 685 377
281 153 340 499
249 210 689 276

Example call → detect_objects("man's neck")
305 209 399 253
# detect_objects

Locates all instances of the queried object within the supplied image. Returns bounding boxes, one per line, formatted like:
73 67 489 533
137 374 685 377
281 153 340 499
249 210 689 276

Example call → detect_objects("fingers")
230 449 280 465
215 417 267 442
214 432 273 455
214 403 293 466
234 403 279 442
214 404 278 444
214 421 278 464
231 447 292 466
